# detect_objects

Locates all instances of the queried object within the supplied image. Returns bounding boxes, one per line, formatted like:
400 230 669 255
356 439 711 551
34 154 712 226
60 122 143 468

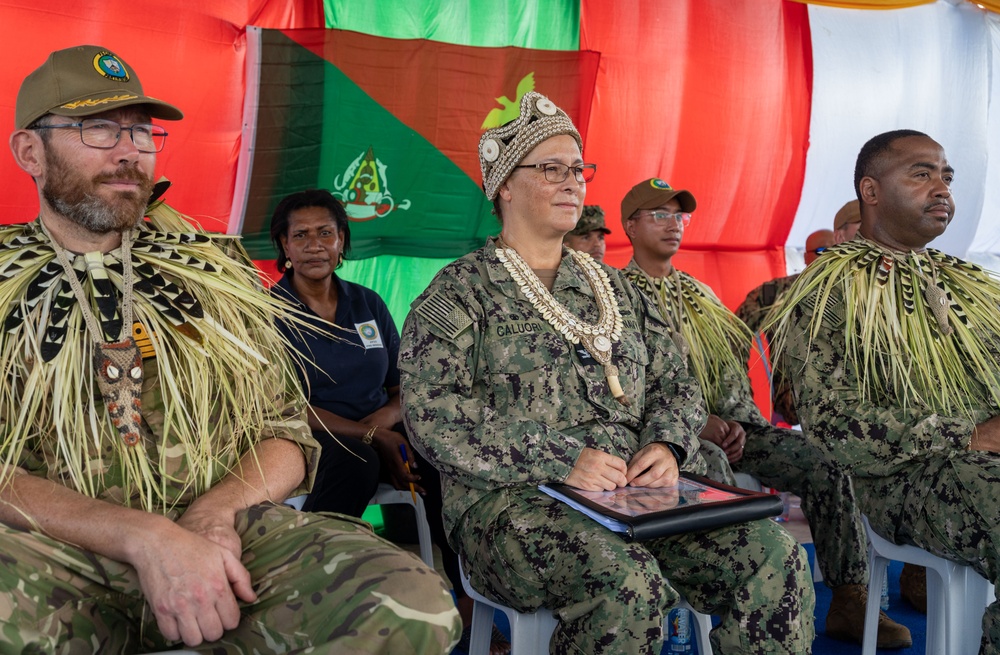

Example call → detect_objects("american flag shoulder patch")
414 290 473 339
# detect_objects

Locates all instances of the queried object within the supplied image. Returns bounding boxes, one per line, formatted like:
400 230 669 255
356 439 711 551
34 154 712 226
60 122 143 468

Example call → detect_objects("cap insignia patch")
93 51 130 82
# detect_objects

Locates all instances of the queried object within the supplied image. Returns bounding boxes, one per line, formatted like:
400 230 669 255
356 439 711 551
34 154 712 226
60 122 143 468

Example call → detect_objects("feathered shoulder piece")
0 200 308 513
624 263 753 410
770 237 1000 415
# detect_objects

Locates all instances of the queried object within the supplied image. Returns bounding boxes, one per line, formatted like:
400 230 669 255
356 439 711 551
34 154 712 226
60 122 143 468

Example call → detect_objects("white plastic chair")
733 472 763 492
285 483 434 568
460 561 714 655
862 515 995 655
370 482 435 568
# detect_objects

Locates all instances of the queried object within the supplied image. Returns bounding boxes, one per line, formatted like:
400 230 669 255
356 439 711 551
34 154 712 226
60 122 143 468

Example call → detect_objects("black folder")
539 473 783 542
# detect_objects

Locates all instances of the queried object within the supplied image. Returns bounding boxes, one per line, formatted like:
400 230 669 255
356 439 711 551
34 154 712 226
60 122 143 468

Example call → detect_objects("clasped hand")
698 415 746 464
564 443 678 491
129 502 255 647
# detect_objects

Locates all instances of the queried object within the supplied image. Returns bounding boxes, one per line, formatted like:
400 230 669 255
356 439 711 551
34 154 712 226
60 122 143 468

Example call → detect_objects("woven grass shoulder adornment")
770 238 1000 415
624 264 754 411
0 203 311 514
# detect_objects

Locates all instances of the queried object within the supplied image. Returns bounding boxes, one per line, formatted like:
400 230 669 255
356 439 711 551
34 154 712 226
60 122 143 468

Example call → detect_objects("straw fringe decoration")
626 266 754 411
0 201 317 514
769 238 1000 416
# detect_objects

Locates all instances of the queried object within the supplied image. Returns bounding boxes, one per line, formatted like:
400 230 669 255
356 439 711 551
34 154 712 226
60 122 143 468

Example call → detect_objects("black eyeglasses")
31 118 168 153
635 210 692 227
513 162 597 184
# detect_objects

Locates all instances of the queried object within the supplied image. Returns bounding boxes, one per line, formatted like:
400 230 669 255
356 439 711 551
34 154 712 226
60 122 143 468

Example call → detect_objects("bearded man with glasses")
0 44 461 654
621 178 911 649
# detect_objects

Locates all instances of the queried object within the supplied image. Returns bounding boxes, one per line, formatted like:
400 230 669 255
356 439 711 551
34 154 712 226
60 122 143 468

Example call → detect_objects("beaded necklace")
42 224 145 447
494 242 629 405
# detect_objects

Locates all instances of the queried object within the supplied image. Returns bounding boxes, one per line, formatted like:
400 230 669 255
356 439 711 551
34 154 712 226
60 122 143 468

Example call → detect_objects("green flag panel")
338 254 455 329
323 0 581 49
245 28 599 261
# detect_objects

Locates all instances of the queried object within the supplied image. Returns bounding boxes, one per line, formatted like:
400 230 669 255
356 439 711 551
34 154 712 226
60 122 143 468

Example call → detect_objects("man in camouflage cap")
833 199 862 243
620 179 910 648
400 91 816 654
0 44 460 653
774 129 1000 651
562 204 610 261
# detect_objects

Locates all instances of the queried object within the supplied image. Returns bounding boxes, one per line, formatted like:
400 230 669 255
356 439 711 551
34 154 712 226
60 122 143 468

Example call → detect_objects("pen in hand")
399 443 418 505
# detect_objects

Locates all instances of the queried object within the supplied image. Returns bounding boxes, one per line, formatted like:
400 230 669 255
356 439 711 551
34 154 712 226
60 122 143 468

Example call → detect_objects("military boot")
899 563 927 613
826 584 912 649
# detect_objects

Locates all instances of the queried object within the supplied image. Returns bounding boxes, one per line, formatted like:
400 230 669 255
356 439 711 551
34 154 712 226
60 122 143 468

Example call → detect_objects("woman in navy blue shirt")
270 189 415 516
269 190 509 654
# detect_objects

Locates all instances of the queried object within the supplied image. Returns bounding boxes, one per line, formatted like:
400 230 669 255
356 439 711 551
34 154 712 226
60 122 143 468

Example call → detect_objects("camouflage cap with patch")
16 45 183 129
567 205 610 237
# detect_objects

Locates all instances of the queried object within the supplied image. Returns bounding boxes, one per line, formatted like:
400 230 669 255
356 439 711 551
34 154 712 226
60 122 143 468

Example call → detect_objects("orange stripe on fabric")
787 0 936 9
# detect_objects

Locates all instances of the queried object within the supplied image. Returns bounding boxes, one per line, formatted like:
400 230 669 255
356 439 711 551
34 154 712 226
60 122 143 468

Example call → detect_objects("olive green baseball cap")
16 45 183 129
620 178 697 225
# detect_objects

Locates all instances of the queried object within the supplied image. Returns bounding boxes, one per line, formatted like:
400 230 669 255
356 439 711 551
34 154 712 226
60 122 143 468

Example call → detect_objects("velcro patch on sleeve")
802 292 845 330
413 290 473 339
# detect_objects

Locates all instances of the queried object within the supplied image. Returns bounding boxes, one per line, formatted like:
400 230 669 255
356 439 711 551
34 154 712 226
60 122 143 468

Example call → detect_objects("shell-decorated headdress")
478 91 582 200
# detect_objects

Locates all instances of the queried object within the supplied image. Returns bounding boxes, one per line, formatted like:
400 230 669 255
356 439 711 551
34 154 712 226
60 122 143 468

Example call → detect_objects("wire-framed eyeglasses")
513 162 597 184
636 210 692 227
31 118 168 153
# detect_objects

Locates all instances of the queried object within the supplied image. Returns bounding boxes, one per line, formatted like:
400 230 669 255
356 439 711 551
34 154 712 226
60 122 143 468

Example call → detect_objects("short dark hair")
854 129 930 202
269 189 350 274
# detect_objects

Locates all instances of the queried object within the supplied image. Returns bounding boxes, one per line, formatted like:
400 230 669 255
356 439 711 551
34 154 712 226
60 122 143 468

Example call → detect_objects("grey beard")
46 192 143 234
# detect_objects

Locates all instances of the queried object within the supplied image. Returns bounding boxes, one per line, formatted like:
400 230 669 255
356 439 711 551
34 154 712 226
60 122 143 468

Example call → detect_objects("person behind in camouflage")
832 199 862 244
618 178 911 649
562 204 610 261
736 228 834 425
398 90 815 655
0 44 460 654
772 128 1000 652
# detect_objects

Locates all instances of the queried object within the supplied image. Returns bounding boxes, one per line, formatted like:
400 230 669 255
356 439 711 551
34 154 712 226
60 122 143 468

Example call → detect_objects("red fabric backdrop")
1 0 810 311
580 0 812 309
0 0 323 231
0 0 809 414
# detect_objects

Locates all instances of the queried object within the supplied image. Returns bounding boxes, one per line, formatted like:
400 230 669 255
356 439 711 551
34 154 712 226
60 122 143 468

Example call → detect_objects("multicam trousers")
0 503 461 654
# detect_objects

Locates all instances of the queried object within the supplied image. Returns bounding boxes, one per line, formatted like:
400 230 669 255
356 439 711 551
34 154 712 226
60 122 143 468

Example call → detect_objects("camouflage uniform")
736 273 799 425
776 244 1000 651
399 240 815 655
0 231 460 654
625 261 867 589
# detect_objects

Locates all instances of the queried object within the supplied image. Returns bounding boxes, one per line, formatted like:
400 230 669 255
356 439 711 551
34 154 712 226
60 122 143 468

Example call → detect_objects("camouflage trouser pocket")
457 489 559 613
